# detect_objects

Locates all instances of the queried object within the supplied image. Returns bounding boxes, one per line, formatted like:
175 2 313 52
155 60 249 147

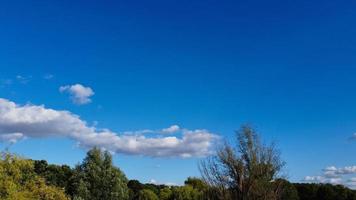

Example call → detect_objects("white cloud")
0 133 25 144
123 125 180 135
0 98 218 158
303 165 356 188
303 176 324 182
323 165 356 176
346 178 356 189
327 178 343 185
59 84 94 105
303 176 342 185
148 179 178 186
161 125 180 134
324 170 340 178
324 166 338 171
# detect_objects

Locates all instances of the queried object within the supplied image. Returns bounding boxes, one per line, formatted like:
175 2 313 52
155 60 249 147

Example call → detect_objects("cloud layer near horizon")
0 98 218 158
303 165 356 188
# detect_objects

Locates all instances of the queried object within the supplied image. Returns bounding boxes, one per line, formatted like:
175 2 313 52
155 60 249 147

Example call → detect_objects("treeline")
31 148 211 200
1 125 356 200
1 149 356 200
294 183 356 200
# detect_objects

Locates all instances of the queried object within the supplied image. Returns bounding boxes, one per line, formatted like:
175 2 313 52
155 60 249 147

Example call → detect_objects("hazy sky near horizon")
1 0 356 186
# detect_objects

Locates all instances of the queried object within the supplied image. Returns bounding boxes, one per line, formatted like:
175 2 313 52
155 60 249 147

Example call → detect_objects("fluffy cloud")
59 84 94 105
161 125 180 134
0 98 218 158
323 165 356 176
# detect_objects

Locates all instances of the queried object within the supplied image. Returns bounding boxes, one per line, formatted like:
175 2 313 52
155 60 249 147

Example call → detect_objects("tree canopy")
70 147 129 200
0 152 68 200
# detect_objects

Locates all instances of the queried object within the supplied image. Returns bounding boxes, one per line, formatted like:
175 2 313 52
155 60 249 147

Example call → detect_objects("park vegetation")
0 125 355 199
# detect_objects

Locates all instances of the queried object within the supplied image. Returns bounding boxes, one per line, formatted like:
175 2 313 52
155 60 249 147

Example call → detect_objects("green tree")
184 177 207 191
71 147 129 200
294 183 319 200
0 152 68 200
34 160 73 194
143 184 160 196
159 187 172 200
171 185 201 200
138 189 159 200
275 179 299 200
128 180 143 200
316 184 340 200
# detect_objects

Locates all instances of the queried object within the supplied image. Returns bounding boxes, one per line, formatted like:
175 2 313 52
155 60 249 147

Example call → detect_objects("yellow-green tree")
138 189 159 200
159 187 172 200
0 152 68 200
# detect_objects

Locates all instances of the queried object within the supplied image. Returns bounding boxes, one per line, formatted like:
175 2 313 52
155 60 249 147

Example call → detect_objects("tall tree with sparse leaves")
200 125 285 200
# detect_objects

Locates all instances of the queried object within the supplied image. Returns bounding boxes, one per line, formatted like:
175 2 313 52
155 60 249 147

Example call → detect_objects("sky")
0 0 356 187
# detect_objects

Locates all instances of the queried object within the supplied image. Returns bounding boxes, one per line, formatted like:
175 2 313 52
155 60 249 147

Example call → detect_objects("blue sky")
0 0 356 186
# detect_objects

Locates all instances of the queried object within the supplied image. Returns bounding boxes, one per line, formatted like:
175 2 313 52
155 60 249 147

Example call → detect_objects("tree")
71 147 129 200
173 185 202 200
142 184 160 196
275 179 299 200
200 125 285 200
159 187 172 200
185 177 208 191
128 180 144 200
0 152 68 200
34 160 73 195
138 189 158 200
293 183 319 200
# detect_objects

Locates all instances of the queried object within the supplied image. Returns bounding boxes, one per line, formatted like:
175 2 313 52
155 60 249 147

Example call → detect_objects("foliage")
2 144 356 200
159 187 172 200
128 179 144 200
275 179 299 200
138 189 159 200
0 152 68 200
200 125 285 200
294 183 356 200
184 177 208 191
171 185 202 200
34 160 73 195
70 147 129 200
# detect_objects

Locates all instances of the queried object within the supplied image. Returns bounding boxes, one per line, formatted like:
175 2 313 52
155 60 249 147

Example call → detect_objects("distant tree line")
0 125 355 199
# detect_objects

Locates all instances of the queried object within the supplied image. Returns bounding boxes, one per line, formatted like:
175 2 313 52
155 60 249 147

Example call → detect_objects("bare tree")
200 125 285 200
